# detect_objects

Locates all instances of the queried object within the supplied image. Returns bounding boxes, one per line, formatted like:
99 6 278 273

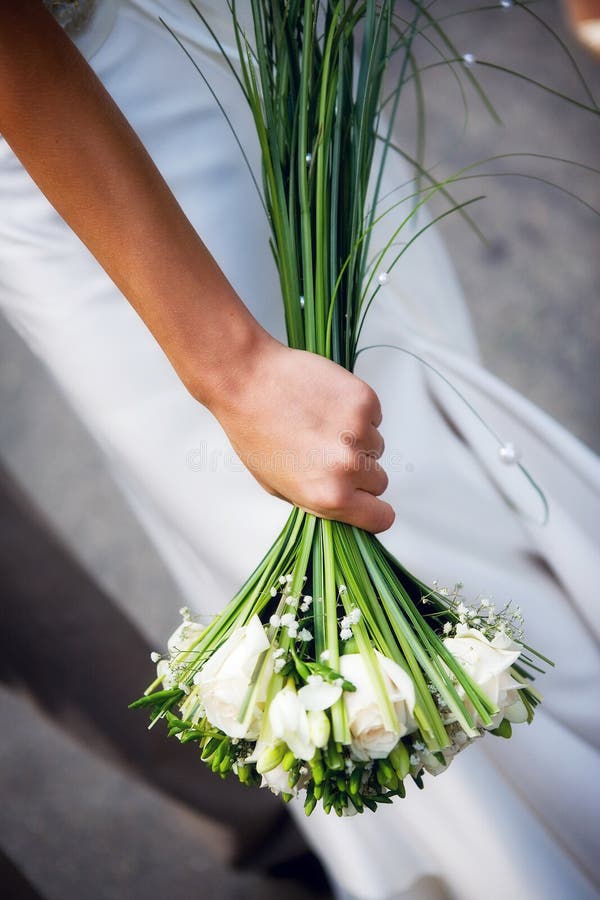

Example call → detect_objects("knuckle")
359 450 380 475
363 502 395 534
352 382 381 429
377 467 389 494
351 450 368 475
357 379 377 406
380 504 395 530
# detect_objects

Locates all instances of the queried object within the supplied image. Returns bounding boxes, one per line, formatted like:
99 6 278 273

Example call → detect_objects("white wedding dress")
1 2 599 899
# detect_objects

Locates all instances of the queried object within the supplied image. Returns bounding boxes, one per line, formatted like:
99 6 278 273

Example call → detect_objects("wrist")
180 308 280 414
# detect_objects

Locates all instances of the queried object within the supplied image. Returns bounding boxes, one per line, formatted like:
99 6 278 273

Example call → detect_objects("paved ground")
394 0 600 449
0 3 598 899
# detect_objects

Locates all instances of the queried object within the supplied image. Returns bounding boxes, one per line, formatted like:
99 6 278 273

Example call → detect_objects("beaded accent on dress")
43 0 96 35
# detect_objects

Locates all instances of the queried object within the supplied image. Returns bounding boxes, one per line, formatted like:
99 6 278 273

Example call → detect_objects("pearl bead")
305 152 312 164
498 442 521 465
377 271 389 285
500 0 513 8
299 295 305 309
462 53 476 67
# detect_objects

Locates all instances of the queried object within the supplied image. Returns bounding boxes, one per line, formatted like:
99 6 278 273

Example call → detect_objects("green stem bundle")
132 1 554 816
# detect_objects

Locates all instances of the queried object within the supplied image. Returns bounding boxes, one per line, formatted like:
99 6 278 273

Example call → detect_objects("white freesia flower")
265 674 338 761
297 676 342 711
262 762 295 796
269 683 315 759
194 615 272 740
255 742 286 774
155 619 205 688
443 627 526 728
248 741 296 796
340 652 417 761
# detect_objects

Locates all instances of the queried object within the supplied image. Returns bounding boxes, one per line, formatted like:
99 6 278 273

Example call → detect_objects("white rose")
194 615 272 740
443 627 526 728
155 619 205 688
340 652 417 761
167 620 205 659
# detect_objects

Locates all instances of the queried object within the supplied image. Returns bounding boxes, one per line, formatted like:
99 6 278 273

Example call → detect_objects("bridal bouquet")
132 0 551 816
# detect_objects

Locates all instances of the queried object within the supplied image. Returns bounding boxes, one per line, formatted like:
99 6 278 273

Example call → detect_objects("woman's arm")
0 0 394 532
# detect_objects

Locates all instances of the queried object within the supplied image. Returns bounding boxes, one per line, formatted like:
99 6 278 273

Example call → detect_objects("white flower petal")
195 616 271 739
443 627 526 728
376 652 417 715
504 696 529 724
307 709 330 748
298 681 342 711
156 659 176 689
269 689 315 760
339 653 417 759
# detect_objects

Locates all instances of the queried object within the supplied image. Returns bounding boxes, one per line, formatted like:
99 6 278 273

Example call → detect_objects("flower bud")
200 736 220 761
376 760 398 791
209 740 230 771
304 792 317 816
325 741 344 770
349 766 363 796
307 709 330 748
504 696 528 724
282 750 296 771
219 753 233 774
256 742 287 774
310 750 325 784
236 764 251 784
349 792 364 813
389 740 410 779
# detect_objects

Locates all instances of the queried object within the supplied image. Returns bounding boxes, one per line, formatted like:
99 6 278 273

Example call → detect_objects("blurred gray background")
1 2 598 899
393 0 600 452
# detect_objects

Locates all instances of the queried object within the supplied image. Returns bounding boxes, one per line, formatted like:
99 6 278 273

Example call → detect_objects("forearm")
0 0 268 406
0 2 394 532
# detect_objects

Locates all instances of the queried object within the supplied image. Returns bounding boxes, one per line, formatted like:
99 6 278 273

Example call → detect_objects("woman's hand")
206 334 395 534
0 3 394 533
